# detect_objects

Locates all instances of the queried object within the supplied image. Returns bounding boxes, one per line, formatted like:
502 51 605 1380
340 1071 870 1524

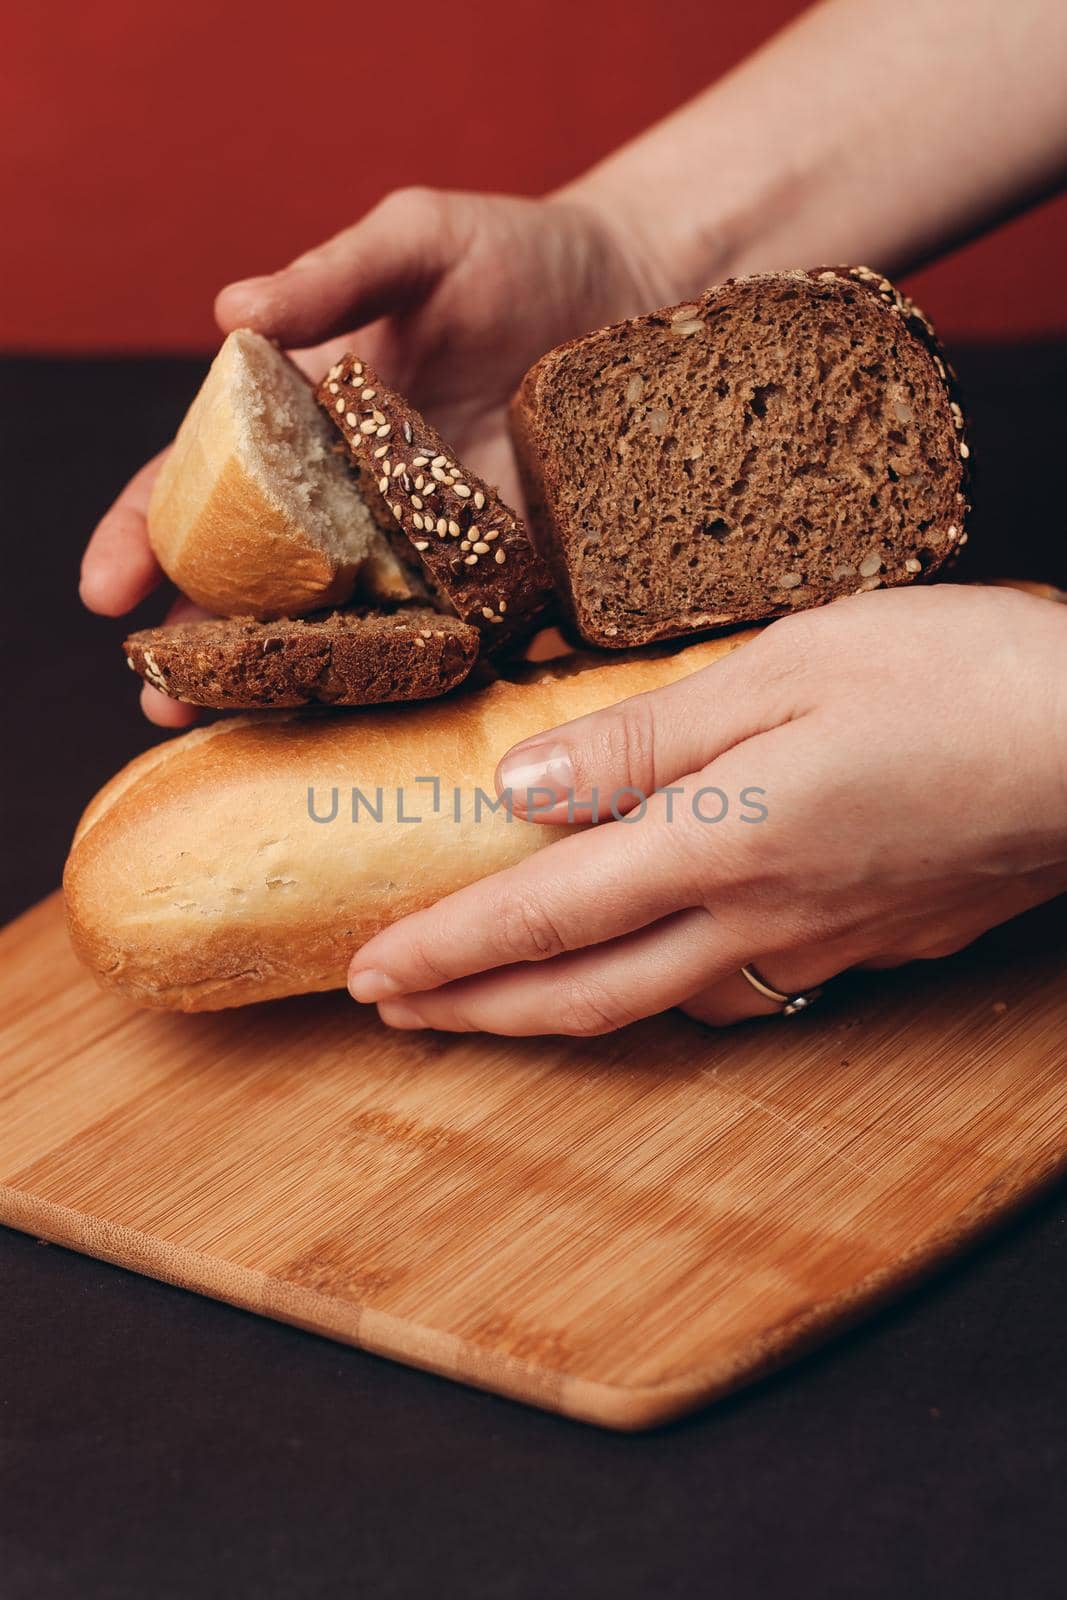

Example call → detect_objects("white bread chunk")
148 330 416 618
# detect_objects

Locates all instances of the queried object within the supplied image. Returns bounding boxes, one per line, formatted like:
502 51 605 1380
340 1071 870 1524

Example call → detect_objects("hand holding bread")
65 634 753 1010
81 187 669 723
346 584 1067 1036
110 257 971 715
70 186 1067 1034
67 0 1067 1035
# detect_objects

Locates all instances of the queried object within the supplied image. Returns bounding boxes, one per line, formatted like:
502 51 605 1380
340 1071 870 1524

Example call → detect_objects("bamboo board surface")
2 892 1066 1429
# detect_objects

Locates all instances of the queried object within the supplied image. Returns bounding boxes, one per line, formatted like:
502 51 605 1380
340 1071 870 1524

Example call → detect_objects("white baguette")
65 633 755 1011
147 330 417 618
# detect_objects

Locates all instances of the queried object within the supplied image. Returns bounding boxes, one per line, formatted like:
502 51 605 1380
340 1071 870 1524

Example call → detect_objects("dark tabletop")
1 346 1066 1599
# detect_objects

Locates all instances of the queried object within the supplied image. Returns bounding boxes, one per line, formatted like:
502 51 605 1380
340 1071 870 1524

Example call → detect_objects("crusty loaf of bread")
148 330 418 619
318 355 555 649
509 267 971 647
65 632 754 1011
124 607 479 708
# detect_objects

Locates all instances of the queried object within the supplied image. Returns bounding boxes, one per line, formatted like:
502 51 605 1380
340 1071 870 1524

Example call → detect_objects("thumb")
496 631 798 822
214 187 465 348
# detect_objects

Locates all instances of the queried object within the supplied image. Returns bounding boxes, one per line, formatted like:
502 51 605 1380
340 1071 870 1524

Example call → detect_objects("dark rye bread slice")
509 266 971 647
317 357 555 650
124 607 479 709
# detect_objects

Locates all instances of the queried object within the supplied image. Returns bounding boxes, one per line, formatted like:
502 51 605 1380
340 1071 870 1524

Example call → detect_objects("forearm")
560 0 1067 296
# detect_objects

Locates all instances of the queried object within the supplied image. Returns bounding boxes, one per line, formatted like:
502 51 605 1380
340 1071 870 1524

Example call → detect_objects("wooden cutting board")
2 892 1066 1429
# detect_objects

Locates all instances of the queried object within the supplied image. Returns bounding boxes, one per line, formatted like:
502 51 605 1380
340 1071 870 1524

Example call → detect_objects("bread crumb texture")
510 267 969 647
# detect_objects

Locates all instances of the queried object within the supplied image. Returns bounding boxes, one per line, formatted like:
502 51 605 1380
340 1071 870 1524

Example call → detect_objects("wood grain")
2 893 1066 1429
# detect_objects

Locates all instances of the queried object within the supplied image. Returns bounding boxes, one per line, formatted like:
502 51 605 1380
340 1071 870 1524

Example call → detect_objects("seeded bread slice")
317 358 555 650
124 608 479 709
509 266 971 647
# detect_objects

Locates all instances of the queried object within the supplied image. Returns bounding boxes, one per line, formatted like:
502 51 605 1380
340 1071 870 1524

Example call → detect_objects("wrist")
554 114 821 306
552 166 745 308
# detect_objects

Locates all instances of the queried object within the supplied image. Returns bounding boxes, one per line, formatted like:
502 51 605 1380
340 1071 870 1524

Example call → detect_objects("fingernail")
497 743 574 811
349 968 403 1003
377 998 427 1030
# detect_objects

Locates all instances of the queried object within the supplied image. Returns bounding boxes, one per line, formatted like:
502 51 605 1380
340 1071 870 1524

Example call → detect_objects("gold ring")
739 963 823 1017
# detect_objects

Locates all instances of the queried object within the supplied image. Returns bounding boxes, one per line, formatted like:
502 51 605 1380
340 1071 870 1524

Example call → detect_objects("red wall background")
4 0 1065 352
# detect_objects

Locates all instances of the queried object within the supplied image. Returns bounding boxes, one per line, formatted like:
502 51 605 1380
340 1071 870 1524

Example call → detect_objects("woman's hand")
347 584 1067 1034
80 187 673 725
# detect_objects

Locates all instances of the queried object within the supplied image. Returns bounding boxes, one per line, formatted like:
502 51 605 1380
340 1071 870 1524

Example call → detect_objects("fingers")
136 596 211 729
495 625 804 823
350 717 800 1004
348 796 703 1003
285 331 386 386
81 449 169 615
140 683 199 729
678 872 1065 1025
215 187 468 349
375 908 750 1036
679 940 858 1028
286 319 411 398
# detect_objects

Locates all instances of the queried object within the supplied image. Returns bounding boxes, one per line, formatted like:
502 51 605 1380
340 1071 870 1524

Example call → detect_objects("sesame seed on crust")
317 356 554 647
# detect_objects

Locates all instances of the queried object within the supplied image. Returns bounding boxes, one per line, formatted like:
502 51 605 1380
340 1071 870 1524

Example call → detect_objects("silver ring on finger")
739 963 824 1017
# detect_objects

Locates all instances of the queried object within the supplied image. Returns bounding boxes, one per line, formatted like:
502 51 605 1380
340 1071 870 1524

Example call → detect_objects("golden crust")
150 450 354 619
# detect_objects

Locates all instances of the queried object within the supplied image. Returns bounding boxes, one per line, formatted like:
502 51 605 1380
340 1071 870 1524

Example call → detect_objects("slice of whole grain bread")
317 358 555 650
509 267 971 647
124 607 479 708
